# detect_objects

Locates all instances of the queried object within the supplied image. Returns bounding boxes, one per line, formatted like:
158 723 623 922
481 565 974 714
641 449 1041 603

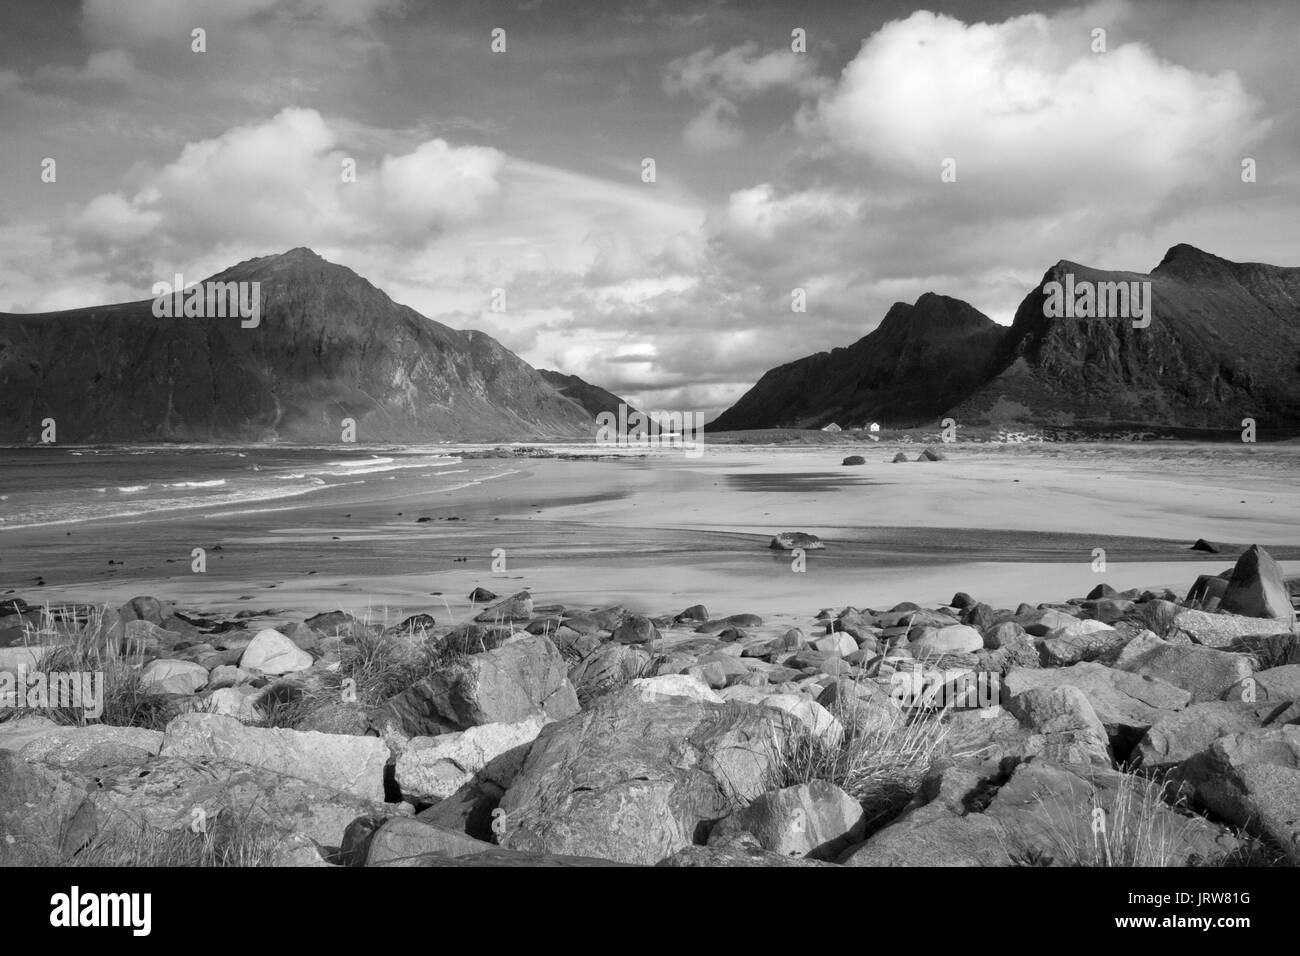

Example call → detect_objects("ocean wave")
162 479 227 489
328 456 394 468
0 481 330 531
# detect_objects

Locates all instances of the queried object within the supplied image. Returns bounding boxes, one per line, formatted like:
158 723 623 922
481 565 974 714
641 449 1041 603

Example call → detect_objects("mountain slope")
709 293 1005 430
0 248 596 443
537 370 639 420
712 246 1300 431
952 245 1300 427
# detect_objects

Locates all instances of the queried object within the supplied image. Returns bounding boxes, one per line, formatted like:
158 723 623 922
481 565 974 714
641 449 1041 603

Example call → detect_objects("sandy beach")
3 441 1297 626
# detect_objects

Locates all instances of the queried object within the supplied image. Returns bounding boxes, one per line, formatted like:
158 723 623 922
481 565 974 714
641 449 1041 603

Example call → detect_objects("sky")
1 0 1297 420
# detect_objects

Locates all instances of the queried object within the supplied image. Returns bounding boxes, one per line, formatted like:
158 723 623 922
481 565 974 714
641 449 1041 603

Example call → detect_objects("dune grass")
65 810 295 867
0 603 175 730
770 685 953 836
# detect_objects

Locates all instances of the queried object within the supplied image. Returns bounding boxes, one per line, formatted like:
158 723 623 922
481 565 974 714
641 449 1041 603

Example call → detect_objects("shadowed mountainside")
712 246 1300 430
0 249 604 443
709 293 1005 430
537 369 639 421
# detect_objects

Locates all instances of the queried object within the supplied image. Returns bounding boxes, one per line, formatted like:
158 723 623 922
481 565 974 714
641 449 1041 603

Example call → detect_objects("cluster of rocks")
841 448 946 466
2 544 1297 867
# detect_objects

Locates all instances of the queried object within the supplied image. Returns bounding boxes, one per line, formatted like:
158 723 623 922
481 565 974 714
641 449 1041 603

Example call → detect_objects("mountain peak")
1153 243 1230 277
212 246 345 284
878 291 996 337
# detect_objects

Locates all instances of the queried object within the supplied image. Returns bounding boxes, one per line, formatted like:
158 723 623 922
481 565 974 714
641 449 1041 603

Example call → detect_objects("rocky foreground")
1 545 1298 867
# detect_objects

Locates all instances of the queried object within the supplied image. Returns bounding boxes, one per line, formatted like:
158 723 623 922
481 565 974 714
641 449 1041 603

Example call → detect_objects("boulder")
1186 573 1230 609
201 686 260 721
0 752 93 864
611 614 660 645
473 591 533 623
567 643 651 701
907 624 983 658
1219 545 1296 623
375 634 578 735
118 595 170 625
496 686 795 865
891 452 909 463
1136 700 1283 770
659 844 837 867
396 715 549 801
1244 663 1300 701
842 455 866 466
303 610 360 635
1111 633 1253 703
1181 725 1300 863
812 632 858 658
1016 609 1079 636
414 779 504 841
768 532 824 551
68 755 387 850
1004 662 1190 745
362 817 495 865
207 664 251 689
839 801 1006 867
1162 605 1294 648
674 604 710 623
0 716 63 753
984 761 1239 866
160 713 389 803
918 448 946 461
239 628 314 675
747 693 844 746
139 658 209 695
707 781 865 860
1040 619 1122 665
984 621 1029 650
628 674 723 704
1006 685 1112 767
15 724 164 771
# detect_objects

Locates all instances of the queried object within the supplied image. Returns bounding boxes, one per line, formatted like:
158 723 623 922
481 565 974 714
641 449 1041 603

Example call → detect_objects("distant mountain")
712 246 1300 430
0 248 598 443
951 245 1300 427
709 293 1004 430
537 369 639 421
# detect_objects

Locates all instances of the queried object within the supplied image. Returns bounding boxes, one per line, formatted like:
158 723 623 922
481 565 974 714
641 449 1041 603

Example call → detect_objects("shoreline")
4 442 1299 622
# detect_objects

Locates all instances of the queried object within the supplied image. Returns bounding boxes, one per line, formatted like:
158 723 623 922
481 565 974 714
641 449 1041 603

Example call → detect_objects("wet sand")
3 442 1298 625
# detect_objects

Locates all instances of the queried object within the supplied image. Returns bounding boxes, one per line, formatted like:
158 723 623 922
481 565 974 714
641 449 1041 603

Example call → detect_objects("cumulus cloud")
69 108 505 257
809 9 1267 208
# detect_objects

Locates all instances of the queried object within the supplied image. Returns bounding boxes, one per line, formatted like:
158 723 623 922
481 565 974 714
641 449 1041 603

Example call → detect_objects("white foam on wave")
0 481 330 531
328 456 394 468
163 479 227 489
319 460 448 477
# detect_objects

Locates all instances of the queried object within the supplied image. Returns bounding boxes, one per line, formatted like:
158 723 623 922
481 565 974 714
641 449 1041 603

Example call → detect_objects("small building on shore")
821 423 842 432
